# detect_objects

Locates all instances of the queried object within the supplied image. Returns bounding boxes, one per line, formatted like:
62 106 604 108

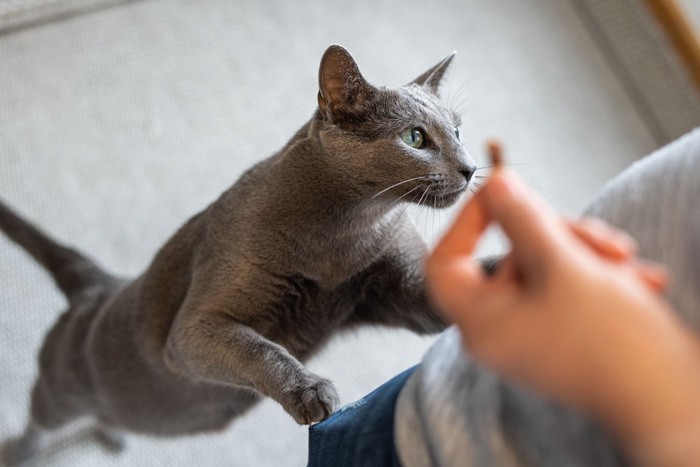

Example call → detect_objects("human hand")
563 216 667 293
425 143 700 453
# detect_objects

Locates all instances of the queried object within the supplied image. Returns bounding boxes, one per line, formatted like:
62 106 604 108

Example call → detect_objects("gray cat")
1 44 475 464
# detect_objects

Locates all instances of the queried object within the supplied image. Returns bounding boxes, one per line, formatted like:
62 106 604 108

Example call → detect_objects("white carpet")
0 0 695 465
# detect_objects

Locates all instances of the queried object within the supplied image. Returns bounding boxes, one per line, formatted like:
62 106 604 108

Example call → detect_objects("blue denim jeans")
307 366 417 467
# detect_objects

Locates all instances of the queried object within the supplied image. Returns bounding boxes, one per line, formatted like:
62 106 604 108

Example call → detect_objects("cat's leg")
3 420 49 466
4 379 81 465
343 218 449 333
348 252 448 334
94 421 126 453
164 310 339 424
349 230 502 333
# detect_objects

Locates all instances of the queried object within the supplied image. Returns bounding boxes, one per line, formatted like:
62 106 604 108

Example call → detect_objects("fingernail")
617 232 638 253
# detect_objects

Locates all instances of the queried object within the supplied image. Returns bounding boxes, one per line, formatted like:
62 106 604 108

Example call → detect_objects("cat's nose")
459 165 476 182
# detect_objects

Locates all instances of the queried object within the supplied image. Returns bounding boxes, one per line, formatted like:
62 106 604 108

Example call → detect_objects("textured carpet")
0 0 696 465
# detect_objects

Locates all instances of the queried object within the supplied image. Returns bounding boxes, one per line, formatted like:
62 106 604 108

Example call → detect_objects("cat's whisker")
411 185 431 240
371 176 430 199
431 190 437 246
450 75 483 118
446 71 456 110
448 90 465 114
476 162 550 171
441 204 447 234
388 185 422 209
433 195 442 246
417 185 431 207
386 184 426 240
472 173 560 198
422 194 430 242
425 188 435 238
518 181 560 197
452 99 473 118
454 102 474 115
447 77 475 112
424 202 431 242
476 166 560 197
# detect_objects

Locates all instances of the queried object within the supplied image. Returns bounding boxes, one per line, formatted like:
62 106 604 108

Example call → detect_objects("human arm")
425 152 700 465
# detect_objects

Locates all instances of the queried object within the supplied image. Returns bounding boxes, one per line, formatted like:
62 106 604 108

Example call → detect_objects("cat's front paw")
282 375 339 425
2 435 39 466
94 425 126 453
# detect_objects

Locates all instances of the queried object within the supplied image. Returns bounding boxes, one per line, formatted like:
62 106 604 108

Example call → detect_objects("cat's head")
316 45 476 209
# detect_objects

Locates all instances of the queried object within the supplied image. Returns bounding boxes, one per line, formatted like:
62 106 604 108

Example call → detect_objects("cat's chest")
307 249 379 289
301 224 393 289
260 274 360 356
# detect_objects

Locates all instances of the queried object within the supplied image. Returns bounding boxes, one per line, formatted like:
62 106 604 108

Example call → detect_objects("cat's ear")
318 45 374 116
409 51 456 96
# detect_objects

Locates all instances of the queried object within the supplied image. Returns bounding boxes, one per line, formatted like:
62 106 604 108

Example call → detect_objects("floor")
0 0 696 465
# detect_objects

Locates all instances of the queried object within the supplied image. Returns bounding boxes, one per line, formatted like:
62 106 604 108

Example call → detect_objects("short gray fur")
0 45 475 464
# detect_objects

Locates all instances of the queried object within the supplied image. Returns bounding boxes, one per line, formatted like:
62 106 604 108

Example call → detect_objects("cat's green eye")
401 128 424 149
454 126 460 140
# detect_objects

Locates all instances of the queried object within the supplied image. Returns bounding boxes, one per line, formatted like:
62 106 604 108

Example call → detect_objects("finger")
431 188 491 260
568 217 638 261
490 252 520 284
428 174 494 317
632 260 669 293
427 257 486 319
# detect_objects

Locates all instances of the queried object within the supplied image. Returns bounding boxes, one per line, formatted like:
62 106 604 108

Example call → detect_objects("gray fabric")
0 0 129 34
586 128 700 330
395 128 700 466
0 0 697 465
395 330 621 467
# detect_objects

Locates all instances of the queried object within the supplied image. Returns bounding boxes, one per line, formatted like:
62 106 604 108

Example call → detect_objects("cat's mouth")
423 185 468 208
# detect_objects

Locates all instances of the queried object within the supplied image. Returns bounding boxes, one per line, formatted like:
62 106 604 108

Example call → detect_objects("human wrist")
627 422 700 467
588 318 700 459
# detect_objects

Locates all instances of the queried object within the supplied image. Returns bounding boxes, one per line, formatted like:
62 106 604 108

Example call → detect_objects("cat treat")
486 140 504 171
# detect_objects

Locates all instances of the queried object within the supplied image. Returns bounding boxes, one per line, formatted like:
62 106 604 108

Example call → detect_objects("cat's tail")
0 199 115 304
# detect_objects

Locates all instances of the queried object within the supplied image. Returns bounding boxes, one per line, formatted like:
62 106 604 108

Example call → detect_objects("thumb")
427 187 490 314
431 184 490 260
